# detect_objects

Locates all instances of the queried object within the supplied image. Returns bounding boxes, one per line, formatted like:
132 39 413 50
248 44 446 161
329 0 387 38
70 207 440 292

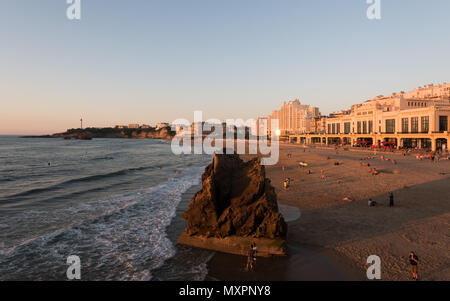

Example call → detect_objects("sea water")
0 136 212 280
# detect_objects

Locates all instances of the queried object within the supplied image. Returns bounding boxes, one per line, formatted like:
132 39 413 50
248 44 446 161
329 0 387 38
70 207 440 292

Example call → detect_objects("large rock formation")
179 153 287 256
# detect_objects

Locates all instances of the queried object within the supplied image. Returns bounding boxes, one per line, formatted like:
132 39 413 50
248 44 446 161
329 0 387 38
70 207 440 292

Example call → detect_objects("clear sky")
1 0 449 134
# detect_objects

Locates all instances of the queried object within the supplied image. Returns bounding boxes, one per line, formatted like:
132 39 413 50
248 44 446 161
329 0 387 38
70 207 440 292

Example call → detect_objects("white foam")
0 165 206 280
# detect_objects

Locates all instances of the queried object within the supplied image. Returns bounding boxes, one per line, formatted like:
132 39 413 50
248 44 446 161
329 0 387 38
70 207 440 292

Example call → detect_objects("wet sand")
206 144 450 281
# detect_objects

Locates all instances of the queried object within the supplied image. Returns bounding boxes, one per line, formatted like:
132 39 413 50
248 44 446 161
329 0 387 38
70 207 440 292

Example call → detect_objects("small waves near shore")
0 136 211 280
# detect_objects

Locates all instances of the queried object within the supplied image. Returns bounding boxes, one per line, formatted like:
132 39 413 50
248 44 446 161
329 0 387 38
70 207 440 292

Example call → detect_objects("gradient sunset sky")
1 0 449 134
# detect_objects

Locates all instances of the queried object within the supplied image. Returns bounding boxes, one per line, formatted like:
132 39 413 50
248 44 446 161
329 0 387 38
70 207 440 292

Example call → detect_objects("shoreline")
205 200 365 281
205 224 366 281
169 161 367 281
150 184 217 281
158 143 449 281
155 172 363 281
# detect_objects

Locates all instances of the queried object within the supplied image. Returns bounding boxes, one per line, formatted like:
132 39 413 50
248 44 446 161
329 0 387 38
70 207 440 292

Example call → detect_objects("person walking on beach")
283 179 289 190
409 252 419 280
389 192 394 207
320 168 326 180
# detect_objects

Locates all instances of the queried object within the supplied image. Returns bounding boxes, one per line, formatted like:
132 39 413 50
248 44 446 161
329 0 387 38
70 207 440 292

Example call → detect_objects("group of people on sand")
277 147 425 280
415 153 441 163
282 147 352 188
380 155 396 164
369 167 379 176
243 213 420 280
359 158 379 175
360 161 371 167
360 154 401 175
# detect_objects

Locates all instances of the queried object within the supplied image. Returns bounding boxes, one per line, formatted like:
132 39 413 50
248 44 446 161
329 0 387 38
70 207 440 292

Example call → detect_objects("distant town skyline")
1 1 450 134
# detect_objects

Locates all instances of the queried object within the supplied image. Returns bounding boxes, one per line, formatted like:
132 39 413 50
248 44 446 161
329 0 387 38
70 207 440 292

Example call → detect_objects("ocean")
0 136 213 280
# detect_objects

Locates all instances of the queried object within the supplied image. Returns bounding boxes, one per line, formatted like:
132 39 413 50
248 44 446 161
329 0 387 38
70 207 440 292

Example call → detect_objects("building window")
401 118 409 133
337 123 341 134
411 117 419 133
385 119 395 134
357 121 362 134
363 121 367 134
368 120 373 134
328 124 331 134
344 122 351 134
332 123 336 134
439 116 448 132
421 116 429 133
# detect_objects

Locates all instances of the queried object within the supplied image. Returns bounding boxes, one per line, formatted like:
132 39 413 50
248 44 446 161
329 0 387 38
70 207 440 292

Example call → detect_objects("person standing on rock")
246 244 255 271
252 243 258 258
252 243 258 270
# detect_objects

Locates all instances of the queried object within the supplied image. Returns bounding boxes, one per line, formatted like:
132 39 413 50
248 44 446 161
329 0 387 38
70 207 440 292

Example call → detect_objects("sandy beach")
206 144 450 281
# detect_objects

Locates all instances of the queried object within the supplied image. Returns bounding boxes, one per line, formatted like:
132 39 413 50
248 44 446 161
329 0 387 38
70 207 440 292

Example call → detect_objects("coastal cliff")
23 126 176 141
179 153 287 257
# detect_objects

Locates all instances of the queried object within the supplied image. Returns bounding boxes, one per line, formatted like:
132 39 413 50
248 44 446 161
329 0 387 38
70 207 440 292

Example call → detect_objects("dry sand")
208 144 450 281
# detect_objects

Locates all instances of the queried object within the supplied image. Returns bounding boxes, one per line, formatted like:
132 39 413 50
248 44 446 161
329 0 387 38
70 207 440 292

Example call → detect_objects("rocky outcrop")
25 126 176 141
179 153 287 256
146 127 174 140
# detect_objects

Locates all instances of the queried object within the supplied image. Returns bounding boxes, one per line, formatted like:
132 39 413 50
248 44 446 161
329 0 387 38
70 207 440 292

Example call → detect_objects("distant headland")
22 126 176 141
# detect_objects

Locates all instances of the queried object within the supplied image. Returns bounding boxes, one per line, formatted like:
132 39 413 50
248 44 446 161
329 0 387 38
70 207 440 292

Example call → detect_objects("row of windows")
327 123 341 134
401 117 428 133
408 101 427 107
387 116 449 133
356 111 373 116
356 121 373 134
327 115 448 134
328 121 372 134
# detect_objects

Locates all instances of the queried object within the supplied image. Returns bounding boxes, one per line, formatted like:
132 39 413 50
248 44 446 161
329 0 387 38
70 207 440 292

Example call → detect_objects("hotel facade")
267 99 321 136
277 83 450 151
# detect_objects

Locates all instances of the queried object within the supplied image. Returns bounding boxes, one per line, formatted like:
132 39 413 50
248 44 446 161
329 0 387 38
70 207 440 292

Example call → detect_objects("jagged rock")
179 153 287 256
